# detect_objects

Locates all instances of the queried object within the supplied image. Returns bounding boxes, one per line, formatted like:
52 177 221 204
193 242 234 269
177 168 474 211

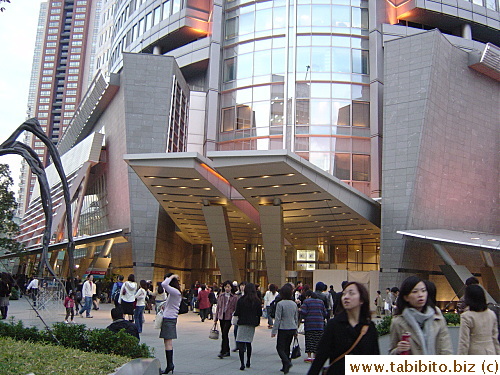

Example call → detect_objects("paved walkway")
4 297 458 375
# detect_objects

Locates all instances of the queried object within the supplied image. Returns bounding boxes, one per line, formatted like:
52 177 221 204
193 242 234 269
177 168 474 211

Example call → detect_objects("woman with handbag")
159 273 182 374
271 283 299 374
389 276 452 355
307 282 379 375
215 280 238 359
233 283 262 371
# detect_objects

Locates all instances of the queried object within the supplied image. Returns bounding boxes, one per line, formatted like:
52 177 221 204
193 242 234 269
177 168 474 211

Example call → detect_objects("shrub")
443 312 460 326
376 314 392 336
0 319 153 358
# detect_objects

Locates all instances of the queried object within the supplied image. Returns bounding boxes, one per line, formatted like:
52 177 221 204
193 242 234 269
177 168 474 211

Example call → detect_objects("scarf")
402 306 437 354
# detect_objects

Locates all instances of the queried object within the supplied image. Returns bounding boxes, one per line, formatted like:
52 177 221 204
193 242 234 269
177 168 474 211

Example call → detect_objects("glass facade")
220 0 371 195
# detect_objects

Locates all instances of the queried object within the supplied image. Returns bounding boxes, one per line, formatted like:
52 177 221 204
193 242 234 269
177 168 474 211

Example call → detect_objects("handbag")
322 325 369 374
154 301 166 329
290 336 301 359
297 322 305 335
209 322 219 340
178 298 189 314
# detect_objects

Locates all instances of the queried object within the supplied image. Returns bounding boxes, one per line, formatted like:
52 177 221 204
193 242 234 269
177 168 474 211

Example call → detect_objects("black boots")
163 350 174 374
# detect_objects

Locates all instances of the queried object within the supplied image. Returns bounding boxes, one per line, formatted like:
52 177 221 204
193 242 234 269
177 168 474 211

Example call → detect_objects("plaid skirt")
305 330 323 353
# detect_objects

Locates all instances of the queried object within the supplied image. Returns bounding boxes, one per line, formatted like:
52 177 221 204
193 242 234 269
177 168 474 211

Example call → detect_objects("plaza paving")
5 297 459 374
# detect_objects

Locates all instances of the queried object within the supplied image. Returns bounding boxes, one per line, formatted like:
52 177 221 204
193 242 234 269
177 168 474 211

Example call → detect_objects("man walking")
26 277 39 307
79 275 94 318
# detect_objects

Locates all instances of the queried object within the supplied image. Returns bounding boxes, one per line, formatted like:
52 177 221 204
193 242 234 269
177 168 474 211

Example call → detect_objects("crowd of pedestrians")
2 269 499 374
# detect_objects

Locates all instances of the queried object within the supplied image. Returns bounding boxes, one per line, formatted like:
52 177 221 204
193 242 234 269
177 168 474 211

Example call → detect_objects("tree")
0 163 22 253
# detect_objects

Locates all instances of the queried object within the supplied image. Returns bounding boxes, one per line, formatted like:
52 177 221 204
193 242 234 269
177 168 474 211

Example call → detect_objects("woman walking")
389 276 452 355
160 273 182 374
458 284 500 355
119 274 137 321
300 290 328 362
197 284 211 322
215 280 238 358
271 283 299 374
263 283 278 329
233 283 262 371
134 280 148 333
308 282 379 375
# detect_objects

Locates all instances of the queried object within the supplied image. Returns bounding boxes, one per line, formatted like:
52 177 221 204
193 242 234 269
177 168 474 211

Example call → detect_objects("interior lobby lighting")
287 173 295 176
262 175 270 178
179 186 188 189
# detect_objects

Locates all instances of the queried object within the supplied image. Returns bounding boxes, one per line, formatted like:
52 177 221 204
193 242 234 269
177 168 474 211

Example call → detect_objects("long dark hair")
240 283 260 307
165 273 181 291
336 281 371 323
395 276 434 315
465 284 487 312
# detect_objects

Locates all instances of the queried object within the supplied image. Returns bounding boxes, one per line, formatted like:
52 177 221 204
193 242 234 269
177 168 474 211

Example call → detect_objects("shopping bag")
209 322 219 340
290 336 301 359
297 322 305 335
154 301 166 329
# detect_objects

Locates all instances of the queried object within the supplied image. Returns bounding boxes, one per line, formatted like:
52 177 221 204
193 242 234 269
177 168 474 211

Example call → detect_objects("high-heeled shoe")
246 361 251 368
239 365 245 371
162 365 174 374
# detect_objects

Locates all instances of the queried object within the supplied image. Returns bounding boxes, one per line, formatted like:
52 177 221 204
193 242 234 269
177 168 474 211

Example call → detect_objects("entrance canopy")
124 150 380 251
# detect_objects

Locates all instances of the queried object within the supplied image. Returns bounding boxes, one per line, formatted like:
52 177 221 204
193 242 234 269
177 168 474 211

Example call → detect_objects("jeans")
134 305 145 333
266 306 274 326
276 329 295 367
79 296 92 317
219 319 232 354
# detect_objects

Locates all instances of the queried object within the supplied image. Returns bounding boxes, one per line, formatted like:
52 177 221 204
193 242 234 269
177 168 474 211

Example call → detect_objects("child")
64 292 75 323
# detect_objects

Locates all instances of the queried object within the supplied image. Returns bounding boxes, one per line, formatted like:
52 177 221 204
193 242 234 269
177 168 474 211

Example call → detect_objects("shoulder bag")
209 322 219 340
322 325 369 374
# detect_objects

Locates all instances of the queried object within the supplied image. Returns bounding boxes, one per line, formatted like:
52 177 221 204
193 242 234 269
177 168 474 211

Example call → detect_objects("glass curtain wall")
221 0 371 195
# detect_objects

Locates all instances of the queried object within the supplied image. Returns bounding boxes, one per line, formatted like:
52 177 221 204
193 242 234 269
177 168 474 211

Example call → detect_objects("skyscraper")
10 0 499 299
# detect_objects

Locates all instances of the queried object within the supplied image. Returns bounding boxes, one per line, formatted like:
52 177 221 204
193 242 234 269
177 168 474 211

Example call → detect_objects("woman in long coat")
458 284 500 355
214 280 238 358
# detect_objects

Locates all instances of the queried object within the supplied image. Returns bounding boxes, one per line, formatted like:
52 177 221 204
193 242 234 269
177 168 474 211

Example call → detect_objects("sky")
0 0 45 194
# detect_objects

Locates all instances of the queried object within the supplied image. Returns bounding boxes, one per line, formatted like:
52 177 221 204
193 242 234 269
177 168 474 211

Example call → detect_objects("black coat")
307 311 379 375
234 297 262 327
106 319 140 339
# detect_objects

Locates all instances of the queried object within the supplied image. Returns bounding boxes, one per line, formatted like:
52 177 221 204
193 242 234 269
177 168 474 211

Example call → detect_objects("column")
259 203 286 287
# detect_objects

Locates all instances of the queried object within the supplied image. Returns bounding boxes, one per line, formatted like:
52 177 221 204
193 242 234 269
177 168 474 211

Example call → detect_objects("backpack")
269 295 283 319
112 282 123 303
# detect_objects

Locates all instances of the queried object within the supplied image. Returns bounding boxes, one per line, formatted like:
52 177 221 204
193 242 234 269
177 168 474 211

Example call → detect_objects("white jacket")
119 281 137 303
82 280 93 298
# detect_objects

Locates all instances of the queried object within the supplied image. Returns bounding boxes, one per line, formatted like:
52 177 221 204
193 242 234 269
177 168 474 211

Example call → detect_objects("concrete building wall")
380 29 500 288
120 53 190 282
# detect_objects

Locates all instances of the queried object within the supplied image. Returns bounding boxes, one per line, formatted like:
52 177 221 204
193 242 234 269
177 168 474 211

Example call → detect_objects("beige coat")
389 307 453 355
458 309 500 355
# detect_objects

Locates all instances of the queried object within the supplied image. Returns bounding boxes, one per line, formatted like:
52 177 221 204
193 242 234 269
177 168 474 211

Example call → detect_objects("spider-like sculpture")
0 118 74 281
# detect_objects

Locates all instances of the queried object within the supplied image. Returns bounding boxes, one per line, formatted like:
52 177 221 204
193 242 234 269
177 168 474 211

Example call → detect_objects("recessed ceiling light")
471 237 480 240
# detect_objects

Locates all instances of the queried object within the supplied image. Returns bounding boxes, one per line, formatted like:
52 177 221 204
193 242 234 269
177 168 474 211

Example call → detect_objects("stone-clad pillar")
259 204 285 287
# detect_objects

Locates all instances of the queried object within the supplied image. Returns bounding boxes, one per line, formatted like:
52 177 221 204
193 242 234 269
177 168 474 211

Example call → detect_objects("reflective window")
223 107 235 132
239 12 255 35
237 54 253 79
332 6 350 27
311 47 331 72
333 138 351 152
226 17 237 39
333 153 350 180
352 101 369 127
332 48 350 73
237 105 253 129
352 154 369 181
255 9 272 31
297 5 311 26
162 0 170 20
352 7 368 29
172 0 181 13
224 58 236 81
272 48 285 75
273 6 286 29
310 100 331 125
352 49 369 74
254 50 272 76
312 5 331 26
333 100 351 126
153 6 161 25
310 152 331 172
332 83 351 99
